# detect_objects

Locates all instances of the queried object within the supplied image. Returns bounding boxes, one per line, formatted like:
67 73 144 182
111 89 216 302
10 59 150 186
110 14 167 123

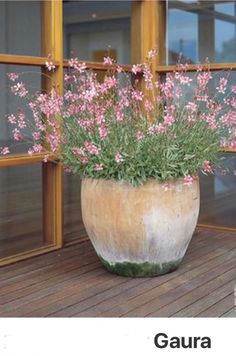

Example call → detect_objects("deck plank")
221 307 236 318
197 294 235 317
0 229 235 317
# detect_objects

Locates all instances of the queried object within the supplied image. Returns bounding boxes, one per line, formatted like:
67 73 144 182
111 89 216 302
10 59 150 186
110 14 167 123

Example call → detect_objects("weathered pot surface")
81 178 200 277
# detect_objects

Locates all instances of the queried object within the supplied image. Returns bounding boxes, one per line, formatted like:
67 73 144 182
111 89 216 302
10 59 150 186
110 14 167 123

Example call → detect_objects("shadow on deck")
0 229 235 317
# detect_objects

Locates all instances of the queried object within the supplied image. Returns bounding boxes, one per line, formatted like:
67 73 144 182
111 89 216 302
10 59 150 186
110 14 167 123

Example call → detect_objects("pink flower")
45 60 56 71
32 132 41 140
64 73 74 84
203 114 217 129
143 64 153 90
45 134 60 152
148 124 165 135
0 147 10 155
11 82 28 97
43 155 49 163
18 112 27 129
68 58 79 68
131 64 142 75
64 166 72 173
222 111 236 127
161 75 174 100
187 114 195 123
115 152 124 163
186 102 197 113
161 182 171 191
32 143 43 153
8 114 17 124
230 138 236 150
94 163 104 171
231 85 236 93
196 94 209 102
81 156 89 164
73 147 85 156
164 114 175 126
184 175 194 186
132 90 144 101
7 72 19 81
103 56 113 65
69 58 86 72
84 141 100 156
104 76 117 89
229 98 236 109
179 75 192 85
144 100 153 112
116 111 124 122
216 77 228 94
13 128 22 141
147 48 157 59
99 126 108 140
136 131 145 141
197 72 212 89
202 160 213 173
116 65 123 73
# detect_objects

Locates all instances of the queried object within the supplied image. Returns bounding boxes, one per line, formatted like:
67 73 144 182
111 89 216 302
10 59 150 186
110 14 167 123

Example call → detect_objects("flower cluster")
3 52 236 186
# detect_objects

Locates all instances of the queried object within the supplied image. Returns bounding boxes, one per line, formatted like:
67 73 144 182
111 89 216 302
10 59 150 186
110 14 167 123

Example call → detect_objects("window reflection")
167 1 236 64
0 65 41 154
63 0 131 64
64 173 86 243
0 1 41 56
199 153 236 228
0 164 44 258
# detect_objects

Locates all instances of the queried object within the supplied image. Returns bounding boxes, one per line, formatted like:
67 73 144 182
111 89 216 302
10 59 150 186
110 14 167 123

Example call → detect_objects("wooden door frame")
0 0 63 266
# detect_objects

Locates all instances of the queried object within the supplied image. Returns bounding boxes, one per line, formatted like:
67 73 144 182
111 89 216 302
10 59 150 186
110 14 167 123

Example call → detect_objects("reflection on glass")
64 173 86 243
166 1 236 64
0 164 44 258
0 1 41 56
199 153 236 228
160 70 236 116
63 0 131 64
0 65 41 153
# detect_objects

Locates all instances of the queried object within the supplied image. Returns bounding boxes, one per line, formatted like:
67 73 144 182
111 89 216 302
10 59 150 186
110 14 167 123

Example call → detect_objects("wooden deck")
0 229 235 317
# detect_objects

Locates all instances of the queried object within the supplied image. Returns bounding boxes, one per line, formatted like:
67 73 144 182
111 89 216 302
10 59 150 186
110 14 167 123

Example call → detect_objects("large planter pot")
81 177 200 277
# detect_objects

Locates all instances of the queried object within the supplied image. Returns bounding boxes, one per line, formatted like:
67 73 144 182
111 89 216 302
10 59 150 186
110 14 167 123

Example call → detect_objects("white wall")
70 29 130 64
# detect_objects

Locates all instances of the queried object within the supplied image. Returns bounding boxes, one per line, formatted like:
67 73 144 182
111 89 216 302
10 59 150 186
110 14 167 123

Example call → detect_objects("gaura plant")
2 50 236 187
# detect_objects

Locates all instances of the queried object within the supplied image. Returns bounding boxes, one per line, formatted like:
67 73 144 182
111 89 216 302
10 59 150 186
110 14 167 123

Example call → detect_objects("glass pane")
199 153 236 228
64 173 86 243
160 70 236 113
63 0 131 64
0 64 42 154
166 0 236 64
0 1 42 56
0 163 44 258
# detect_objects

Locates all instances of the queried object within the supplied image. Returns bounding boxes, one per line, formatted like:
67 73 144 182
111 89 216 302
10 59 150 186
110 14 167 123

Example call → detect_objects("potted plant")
3 51 236 277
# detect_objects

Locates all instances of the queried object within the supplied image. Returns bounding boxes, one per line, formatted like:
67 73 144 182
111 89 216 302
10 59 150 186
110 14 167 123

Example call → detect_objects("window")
63 0 131 63
164 0 236 231
0 1 62 266
0 164 44 259
0 1 42 56
166 0 236 64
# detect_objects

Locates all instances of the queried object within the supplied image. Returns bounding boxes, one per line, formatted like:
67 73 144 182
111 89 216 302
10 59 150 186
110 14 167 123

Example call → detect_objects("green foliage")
61 113 220 186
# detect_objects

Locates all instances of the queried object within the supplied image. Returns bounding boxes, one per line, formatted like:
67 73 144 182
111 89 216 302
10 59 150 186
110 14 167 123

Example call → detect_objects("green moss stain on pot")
98 255 182 277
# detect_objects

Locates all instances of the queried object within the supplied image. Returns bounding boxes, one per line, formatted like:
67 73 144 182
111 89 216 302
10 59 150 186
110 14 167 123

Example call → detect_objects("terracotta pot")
81 177 200 277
